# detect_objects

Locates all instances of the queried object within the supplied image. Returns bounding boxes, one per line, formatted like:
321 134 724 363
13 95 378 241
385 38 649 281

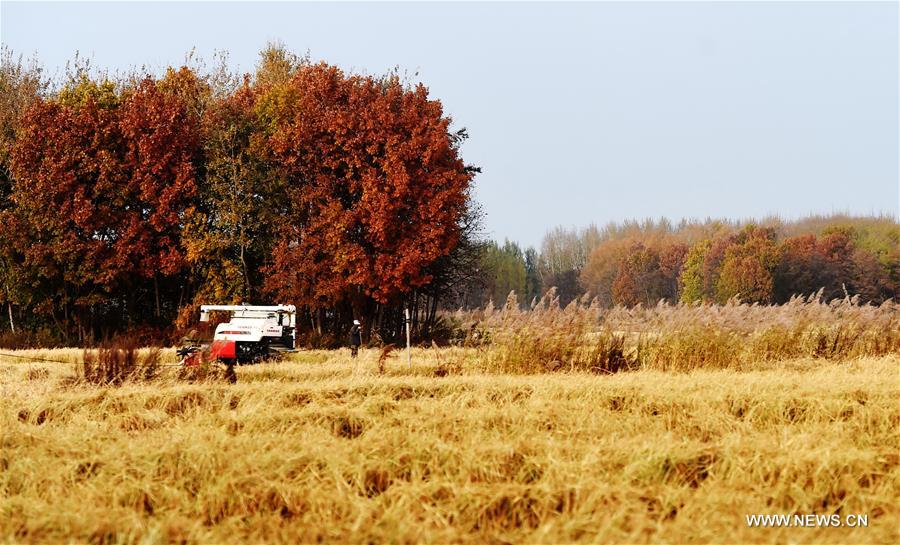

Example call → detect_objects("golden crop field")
2 343 898 544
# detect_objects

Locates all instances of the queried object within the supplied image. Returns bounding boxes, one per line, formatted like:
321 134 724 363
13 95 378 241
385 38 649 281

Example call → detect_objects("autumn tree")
701 232 737 302
416 197 485 317
774 228 895 303
183 80 273 307
580 238 633 307
118 69 203 318
715 225 780 304
611 241 686 306
774 234 831 302
612 243 664 307
262 63 476 336
659 242 688 301
0 48 45 332
9 71 201 340
173 44 304 327
847 248 893 302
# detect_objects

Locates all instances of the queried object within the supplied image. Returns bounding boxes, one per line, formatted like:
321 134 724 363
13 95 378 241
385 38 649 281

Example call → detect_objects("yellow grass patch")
1 348 897 544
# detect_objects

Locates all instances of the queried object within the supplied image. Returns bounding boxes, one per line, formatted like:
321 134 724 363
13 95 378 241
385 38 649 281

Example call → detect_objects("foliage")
678 239 710 304
182 79 271 308
714 225 780 304
7 71 201 341
460 239 536 309
0 44 897 345
0 48 47 332
0 46 479 344
577 216 899 309
262 63 475 321
610 242 686 306
579 237 633 307
537 224 600 305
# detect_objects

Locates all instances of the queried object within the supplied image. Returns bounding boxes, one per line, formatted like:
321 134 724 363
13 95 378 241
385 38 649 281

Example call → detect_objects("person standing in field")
349 319 362 358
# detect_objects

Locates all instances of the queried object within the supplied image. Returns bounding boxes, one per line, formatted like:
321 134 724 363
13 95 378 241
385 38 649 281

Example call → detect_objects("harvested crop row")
2 353 897 544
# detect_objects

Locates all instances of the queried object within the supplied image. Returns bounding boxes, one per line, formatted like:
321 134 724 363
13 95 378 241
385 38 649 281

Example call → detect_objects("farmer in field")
349 319 362 358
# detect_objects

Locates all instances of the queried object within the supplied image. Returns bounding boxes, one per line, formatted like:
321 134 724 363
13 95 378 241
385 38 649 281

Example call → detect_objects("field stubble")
1 297 899 544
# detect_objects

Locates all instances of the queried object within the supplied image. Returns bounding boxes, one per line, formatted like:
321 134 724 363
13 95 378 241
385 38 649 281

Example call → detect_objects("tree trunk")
427 295 438 334
3 283 14 333
350 288 374 343
50 306 66 341
240 242 250 302
154 274 161 319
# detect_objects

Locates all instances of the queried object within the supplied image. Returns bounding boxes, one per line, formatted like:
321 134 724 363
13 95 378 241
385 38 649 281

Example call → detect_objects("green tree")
524 246 541 306
483 240 527 307
679 239 711 304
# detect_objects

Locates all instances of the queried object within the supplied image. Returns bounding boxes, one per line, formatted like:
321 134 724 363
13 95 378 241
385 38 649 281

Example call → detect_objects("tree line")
1 45 896 348
460 215 899 309
0 45 480 346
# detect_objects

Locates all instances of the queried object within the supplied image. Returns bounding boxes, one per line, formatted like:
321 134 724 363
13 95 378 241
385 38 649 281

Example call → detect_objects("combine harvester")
178 305 297 366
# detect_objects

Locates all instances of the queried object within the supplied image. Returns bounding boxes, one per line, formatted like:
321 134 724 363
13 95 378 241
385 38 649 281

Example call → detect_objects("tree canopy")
0 45 479 345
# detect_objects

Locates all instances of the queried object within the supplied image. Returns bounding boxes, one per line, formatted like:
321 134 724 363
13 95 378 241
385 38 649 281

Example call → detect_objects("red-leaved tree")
9 73 200 340
262 64 475 331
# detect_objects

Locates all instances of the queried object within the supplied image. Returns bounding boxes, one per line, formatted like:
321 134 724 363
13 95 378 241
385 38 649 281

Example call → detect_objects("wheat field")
2 342 898 544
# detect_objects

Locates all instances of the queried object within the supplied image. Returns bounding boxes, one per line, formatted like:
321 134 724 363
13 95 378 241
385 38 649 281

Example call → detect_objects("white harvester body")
199 304 297 363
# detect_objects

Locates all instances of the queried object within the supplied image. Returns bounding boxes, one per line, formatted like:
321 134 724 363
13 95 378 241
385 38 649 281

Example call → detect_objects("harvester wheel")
235 341 269 364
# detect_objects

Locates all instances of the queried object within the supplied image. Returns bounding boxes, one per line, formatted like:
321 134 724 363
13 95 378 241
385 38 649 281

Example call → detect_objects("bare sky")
2 1 898 248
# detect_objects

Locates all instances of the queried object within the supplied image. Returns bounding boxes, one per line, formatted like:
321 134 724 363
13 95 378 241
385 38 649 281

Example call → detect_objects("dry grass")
81 341 162 385
1 341 898 544
461 290 900 373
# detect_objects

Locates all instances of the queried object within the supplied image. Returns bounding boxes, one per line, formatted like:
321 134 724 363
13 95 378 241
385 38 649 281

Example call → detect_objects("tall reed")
461 290 899 373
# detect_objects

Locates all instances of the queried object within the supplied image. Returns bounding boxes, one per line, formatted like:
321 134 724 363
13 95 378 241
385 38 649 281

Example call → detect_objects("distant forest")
456 214 899 311
1 45 897 348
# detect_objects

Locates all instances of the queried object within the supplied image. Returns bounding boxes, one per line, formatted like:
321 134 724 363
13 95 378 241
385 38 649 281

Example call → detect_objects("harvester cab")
195 304 297 365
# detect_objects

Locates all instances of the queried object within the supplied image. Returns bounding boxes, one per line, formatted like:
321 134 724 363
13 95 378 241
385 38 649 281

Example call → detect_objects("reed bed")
461 290 900 373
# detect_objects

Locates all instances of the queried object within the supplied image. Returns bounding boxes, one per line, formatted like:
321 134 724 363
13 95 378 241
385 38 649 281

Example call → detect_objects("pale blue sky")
2 1 898 248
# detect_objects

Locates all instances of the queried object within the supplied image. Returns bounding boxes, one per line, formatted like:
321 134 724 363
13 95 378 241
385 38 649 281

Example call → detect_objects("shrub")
0 328 62 350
